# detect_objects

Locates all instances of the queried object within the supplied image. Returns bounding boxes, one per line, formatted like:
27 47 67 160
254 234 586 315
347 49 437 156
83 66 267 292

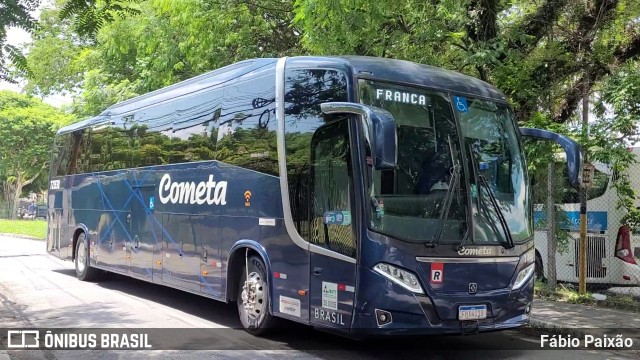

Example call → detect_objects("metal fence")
0 201 16 219
532 160 640 310
0 201 48 220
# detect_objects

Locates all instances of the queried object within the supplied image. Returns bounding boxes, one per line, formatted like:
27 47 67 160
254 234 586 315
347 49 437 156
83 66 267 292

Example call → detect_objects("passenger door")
308 119 358 333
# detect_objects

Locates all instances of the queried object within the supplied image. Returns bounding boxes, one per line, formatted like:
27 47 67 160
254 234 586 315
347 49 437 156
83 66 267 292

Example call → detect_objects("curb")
528 318 589 337
528 318 640 338
0 233 44 241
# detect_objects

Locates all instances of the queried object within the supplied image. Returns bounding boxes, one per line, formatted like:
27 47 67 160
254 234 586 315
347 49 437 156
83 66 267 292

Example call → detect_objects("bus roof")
57 56 507 135
57 58 278 135
337 55 507 101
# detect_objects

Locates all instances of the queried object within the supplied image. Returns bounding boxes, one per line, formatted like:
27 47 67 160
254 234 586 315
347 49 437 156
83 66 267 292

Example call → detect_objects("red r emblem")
430 262 444 284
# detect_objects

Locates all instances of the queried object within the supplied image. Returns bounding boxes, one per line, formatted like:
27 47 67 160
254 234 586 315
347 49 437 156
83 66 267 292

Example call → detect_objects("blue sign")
534 210 608 232
149 196 155 210
453 96 468 113
324 211 352 226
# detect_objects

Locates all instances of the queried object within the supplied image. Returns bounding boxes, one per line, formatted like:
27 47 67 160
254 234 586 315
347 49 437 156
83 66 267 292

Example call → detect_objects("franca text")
158 174 227 205
376 89 427 105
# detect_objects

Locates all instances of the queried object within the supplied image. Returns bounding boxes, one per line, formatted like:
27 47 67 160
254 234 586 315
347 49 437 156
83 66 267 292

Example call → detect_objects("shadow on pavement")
48 268 541 358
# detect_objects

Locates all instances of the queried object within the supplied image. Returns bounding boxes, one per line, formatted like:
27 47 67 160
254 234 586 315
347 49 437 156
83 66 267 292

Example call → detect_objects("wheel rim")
240 271 265 321
77 241 86 273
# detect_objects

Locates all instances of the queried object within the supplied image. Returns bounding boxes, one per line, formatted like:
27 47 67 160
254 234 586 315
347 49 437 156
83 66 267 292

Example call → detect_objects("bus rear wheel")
237 255 276 335
75 233 99 281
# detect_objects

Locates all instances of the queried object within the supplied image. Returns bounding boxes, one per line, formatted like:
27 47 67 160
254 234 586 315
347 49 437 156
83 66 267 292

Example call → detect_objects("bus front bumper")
349 270 534 337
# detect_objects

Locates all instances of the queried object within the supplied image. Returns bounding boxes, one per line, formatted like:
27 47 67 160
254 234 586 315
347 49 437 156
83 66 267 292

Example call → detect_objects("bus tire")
74 233 99 281
237 255 276 335
535 252 544 281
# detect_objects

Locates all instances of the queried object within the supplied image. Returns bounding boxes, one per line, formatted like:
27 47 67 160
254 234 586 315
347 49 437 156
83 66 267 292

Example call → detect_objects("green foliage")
523 112 575 254
0 0 39 81
0 91 74 218
70 69 140 117
59 0 142 38
593 60 640 229
11 1 640 232
21 7 92 96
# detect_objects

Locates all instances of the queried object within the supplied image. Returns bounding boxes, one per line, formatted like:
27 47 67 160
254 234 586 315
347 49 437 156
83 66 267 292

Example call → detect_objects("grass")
0 219 47 239
534 279 640 312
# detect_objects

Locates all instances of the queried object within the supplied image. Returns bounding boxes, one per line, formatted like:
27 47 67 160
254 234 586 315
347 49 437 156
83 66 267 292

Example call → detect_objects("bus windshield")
359 80 469 243
458 98 532 244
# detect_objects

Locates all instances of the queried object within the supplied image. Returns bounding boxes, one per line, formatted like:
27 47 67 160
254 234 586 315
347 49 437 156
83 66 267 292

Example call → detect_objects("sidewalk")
530 299 640 336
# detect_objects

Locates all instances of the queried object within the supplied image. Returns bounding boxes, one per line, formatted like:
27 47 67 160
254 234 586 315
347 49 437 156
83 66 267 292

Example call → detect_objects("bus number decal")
431 262 444 284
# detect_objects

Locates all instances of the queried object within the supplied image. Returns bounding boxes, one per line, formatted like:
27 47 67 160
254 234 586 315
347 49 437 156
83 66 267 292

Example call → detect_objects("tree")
293 0 640 124
591 60 640 227
21 6 92 97
0 90 74 218
25 0 303 116
0 0 39 81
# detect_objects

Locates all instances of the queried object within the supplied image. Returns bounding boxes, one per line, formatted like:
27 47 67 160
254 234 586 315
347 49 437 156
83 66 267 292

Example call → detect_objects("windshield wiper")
476 169 515 250
428 137 461 248
462 142 514 250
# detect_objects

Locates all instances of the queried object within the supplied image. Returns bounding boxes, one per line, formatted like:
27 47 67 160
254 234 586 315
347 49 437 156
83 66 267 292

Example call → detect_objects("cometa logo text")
457 247 492 256
158 174 227 205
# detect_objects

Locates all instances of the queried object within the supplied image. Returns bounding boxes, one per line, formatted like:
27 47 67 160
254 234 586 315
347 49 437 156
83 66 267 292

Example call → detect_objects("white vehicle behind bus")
534 147 640 286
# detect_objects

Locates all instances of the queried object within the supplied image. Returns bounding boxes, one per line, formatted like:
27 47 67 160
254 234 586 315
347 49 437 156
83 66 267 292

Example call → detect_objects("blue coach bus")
46 56 581 337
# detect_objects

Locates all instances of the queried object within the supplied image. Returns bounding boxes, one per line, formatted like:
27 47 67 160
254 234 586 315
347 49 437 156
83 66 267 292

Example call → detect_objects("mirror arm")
519 127 583 187
321 102 369 118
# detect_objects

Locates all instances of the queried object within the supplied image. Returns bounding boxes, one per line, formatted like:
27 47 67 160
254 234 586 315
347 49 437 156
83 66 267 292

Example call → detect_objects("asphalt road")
0 234 636 359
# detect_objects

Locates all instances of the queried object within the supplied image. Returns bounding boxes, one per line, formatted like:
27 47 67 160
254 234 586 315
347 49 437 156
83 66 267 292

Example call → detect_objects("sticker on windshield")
323 211 352 226
453 96 468 113
431 262 444 284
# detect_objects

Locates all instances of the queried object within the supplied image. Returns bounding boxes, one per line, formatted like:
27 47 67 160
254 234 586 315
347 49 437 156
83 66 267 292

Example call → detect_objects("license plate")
458 305 487 320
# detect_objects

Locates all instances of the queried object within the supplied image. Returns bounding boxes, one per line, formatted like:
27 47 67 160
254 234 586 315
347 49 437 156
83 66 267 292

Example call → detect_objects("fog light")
525 303 531 314
375 309 392 326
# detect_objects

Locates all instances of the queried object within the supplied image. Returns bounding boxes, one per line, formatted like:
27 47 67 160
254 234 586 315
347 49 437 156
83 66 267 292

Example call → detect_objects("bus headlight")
512 263 535 290
373 263 424 294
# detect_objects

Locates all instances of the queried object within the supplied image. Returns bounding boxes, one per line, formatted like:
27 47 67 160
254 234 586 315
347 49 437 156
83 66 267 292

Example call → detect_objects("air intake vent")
574 236 607 278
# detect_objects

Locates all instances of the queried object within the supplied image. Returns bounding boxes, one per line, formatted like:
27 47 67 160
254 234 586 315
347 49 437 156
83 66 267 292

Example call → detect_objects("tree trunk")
9 173 24 220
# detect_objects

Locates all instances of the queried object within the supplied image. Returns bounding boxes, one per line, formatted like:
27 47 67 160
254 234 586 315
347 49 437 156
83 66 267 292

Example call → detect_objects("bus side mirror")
519 127 583 187
321 102 397 170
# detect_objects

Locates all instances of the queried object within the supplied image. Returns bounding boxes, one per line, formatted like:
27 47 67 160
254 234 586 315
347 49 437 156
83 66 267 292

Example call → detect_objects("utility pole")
579 75 589 295
547 161 557 287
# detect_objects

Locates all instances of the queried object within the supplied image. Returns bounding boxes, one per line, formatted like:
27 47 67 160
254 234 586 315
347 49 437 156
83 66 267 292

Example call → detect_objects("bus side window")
52 133 72 177
66 130 84 175
158 90 222 165
104 120 134 171
310 119 356 257
88 124 112 172
215 74 278 176
283 68 349 249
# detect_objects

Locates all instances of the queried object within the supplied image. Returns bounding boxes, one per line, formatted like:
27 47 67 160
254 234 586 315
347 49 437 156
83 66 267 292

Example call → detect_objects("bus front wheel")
237 255 276 335
74 233 99 281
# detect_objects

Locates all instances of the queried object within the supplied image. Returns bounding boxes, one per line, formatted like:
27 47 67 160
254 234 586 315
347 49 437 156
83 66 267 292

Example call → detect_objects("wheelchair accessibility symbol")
453 96 468 113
